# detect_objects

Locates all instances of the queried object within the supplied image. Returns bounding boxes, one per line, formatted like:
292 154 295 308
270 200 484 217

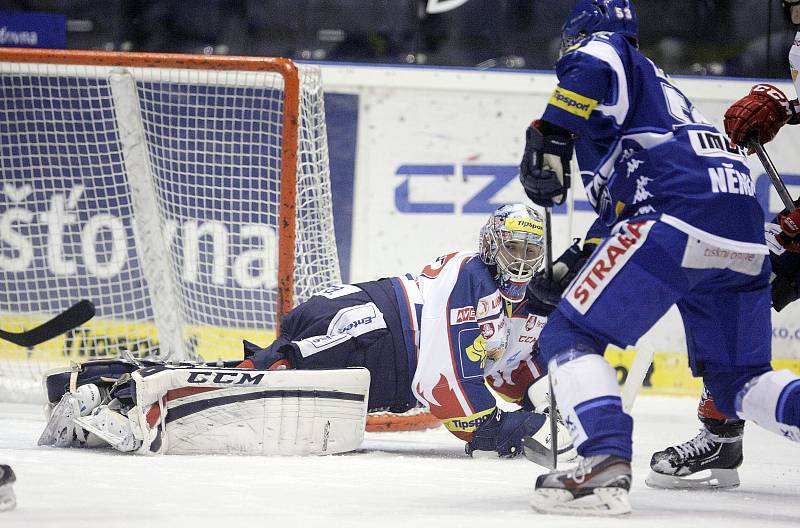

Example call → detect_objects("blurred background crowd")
0 0 794 79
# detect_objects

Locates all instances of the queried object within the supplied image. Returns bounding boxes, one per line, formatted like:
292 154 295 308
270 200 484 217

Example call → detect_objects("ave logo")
451 306 476 324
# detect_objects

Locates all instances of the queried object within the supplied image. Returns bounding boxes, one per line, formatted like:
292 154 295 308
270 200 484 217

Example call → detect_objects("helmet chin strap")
497 272 531 303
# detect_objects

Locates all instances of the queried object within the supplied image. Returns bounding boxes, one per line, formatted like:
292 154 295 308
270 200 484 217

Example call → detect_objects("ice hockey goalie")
38 359 370 456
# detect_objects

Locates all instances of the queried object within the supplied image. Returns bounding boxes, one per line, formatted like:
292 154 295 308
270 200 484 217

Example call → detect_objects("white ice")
0 395 797 528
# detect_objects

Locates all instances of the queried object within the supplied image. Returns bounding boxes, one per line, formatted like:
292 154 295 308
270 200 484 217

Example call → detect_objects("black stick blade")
522 436 556 470
0 300 95 348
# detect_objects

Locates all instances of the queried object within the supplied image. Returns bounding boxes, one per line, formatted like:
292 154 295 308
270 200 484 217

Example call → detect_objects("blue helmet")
561 0 639 55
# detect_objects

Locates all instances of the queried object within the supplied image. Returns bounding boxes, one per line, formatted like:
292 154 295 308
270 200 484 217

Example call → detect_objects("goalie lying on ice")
38 204 573 459
238 203 573 459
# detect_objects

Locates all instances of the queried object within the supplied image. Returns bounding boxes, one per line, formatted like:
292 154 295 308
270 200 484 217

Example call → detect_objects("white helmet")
479 203 546 302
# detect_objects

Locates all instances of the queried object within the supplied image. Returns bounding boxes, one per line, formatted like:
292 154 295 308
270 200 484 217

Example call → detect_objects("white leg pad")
548 353 623 450
526 376 551 414
737 369 800 442
130 366 370 455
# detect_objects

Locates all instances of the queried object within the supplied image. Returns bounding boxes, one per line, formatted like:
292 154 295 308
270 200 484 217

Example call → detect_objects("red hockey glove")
724 84 791 147
779 208 800 238
777 208 800 252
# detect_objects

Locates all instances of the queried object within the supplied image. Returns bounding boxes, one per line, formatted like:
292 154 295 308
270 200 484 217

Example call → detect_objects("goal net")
0 49 340 402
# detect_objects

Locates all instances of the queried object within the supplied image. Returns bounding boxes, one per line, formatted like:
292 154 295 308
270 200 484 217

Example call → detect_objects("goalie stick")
0 300 95 348
523 207 560 470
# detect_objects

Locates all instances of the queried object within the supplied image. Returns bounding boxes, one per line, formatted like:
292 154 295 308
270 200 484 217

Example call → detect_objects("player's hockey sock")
736 369 800 442
549 351 633 460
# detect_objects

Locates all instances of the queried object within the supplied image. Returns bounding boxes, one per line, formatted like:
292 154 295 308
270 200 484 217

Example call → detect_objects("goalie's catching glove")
519 120 574 208
526 239 596 315
465 408 546 458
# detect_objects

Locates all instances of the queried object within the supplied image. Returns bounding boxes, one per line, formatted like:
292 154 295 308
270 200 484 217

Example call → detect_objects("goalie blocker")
41 360 369 456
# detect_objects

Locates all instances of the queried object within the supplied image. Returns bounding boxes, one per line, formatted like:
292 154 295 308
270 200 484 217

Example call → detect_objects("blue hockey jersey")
542 32 767 254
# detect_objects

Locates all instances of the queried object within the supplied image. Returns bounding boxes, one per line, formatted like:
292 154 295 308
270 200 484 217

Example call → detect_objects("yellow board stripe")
604 347 800 397
548 86 599 119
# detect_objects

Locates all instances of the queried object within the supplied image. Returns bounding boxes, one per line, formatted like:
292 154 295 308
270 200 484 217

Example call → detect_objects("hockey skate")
646 417 743 489
0 464 16 512
38 384 103 448
530 455 632 516
74 406 142 453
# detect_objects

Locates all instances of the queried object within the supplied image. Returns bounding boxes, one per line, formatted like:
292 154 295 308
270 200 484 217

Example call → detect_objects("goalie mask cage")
0 48 340 402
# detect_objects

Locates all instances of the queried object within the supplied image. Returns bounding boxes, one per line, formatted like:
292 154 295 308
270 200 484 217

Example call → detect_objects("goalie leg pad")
131 365 370 455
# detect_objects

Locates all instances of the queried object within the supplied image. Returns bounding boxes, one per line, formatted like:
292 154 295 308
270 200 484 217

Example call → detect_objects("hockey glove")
769 200 800 253
526 239 596 315
724 84 794 147
771 274 800 312
465 408 546 458
519 121 574 208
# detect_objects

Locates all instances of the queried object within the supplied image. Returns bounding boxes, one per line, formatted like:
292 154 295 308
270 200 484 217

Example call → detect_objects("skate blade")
73 416 129 452
530 487 631 516
645 468 740 490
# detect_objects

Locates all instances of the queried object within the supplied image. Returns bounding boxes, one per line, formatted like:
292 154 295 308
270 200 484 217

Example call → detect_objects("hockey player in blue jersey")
645 0 800 491
519 0 800 516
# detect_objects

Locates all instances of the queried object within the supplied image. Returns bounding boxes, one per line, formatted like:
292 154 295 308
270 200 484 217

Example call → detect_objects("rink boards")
4 64 800 398
2 312 799 397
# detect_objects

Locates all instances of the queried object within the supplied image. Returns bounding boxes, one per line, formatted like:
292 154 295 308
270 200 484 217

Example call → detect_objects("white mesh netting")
0 59 340 402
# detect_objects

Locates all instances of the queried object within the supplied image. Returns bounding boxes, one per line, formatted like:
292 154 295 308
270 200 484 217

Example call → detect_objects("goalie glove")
526 239 596 315
724 84 795 147
519 120 574 208
465 408 546 458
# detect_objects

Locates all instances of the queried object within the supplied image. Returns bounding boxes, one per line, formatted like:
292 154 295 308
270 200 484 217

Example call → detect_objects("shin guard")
549 351 633 460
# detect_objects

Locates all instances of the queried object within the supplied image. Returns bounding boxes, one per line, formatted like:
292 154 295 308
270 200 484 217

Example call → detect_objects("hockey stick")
522 207 560 470
750 140 796 211
0 300 95 348
621 340 654 413
543 207 558 470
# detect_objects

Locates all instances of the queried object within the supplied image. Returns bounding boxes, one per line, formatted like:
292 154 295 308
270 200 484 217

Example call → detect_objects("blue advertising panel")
0 11 66 49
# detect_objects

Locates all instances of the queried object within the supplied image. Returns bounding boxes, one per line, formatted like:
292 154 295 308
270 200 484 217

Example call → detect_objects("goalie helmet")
561 0 638 56
479 204 546 302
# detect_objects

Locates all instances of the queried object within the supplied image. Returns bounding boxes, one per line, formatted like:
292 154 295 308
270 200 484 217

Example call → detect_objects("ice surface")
0 396 797 527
